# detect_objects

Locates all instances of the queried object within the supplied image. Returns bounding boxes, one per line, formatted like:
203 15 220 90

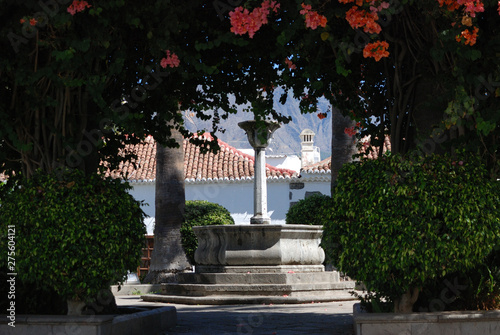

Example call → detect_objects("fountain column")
238 120 280 225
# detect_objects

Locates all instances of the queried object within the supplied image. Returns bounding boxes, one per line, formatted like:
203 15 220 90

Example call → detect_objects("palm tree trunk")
143 128 191 284
331 109 357 194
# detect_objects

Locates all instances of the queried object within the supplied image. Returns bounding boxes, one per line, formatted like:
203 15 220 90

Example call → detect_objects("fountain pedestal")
141 120 355 305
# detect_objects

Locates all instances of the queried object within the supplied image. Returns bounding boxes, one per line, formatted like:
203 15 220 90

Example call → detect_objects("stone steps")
161 281 355 296
142 288 358 305
176 271 341 285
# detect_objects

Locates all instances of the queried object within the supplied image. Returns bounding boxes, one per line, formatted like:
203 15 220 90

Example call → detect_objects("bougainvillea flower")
344 126 357 137
160 50 180 68
285 58 297 70
456 26 479 45
67 0 92 16
437 0 484 17
345 6 381 34
229 1 280 38
363 41 390 61
300 3 327 29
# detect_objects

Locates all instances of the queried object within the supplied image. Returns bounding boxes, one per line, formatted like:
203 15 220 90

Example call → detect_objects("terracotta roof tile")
360 135 391 160
110 134 297 183
302 136 391 173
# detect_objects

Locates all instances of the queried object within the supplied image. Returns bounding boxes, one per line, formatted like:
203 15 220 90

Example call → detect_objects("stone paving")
115 296 357 335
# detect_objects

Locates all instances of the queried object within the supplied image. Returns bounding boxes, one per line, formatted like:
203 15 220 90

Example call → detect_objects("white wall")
289 179 331 205
128 176 331 233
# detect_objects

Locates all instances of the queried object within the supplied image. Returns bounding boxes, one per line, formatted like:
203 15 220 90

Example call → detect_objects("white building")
117 132 332 234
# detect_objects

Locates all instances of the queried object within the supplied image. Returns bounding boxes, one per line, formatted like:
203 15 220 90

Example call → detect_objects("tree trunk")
394 287 420 313
143 128 191 284
331 108 357 194
412 77 447 155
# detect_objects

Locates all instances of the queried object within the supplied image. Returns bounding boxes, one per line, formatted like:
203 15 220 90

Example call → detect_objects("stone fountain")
142 120 354 304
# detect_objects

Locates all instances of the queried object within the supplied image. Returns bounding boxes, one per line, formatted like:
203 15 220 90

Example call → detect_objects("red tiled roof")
360 135 391 160
111 134 297 183
302 157 331 173
302 136 391 173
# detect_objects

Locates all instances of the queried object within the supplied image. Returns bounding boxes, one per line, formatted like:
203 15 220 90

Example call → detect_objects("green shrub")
414 247 500 312
181 200 234 264
0 169 146 309
286 194 337 266
286 194 332 226
323 153 500 313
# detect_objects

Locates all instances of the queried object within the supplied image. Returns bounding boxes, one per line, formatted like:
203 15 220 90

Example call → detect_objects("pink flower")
67 0 92 16
300 3 312 14
300 3 327 30
370 1 390 14
160 50 180 69
456 0 484 17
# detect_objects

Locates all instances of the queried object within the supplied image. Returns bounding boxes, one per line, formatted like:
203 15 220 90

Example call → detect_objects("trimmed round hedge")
323 152 500 312
181 200 234 264
0 169 146 304
286 194 336 266
286 194 332 226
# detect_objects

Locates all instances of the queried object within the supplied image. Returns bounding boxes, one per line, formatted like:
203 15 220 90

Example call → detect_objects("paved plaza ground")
116 296 357 335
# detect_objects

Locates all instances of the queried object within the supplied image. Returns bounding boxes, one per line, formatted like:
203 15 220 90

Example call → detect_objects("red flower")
285 57 296 70
317 112 327 120
29 18 37 26
67 0 92 16
344 126 357 137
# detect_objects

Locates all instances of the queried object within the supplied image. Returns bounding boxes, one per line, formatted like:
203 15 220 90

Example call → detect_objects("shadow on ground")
164 304 354 335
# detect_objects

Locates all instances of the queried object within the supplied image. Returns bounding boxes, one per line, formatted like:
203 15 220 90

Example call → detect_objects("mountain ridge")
184 89 332 160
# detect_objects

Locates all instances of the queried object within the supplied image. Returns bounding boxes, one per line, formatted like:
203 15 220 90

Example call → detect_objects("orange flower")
456 26 479 45
345 6 381 34
363 41 390 61
29 18 37 26
230 1 280 38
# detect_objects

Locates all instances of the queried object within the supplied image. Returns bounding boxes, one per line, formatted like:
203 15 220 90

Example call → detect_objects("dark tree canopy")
1 0 499 178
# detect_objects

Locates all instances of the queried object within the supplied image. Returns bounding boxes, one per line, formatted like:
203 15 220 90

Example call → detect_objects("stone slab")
177 271 340 285
195 264 326 273
353 303 500 335
161 281 355 297
111 283 162 296
142 291 358 305
0 306 176 335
